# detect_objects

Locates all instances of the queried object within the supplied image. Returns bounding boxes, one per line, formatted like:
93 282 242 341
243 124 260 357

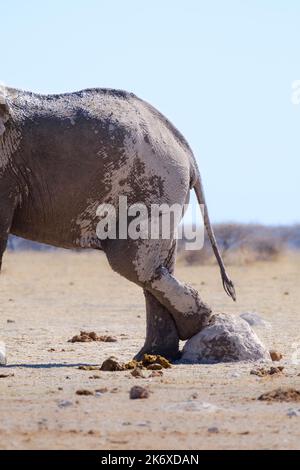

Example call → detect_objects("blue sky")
1 0 299 224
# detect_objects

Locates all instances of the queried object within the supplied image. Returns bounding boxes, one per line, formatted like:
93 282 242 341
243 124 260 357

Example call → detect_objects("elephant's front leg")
0 193 17 366
0 189 17 272
134 290 180 361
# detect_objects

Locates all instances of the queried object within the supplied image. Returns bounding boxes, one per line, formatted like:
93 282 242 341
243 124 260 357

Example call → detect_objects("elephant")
0 85 235 360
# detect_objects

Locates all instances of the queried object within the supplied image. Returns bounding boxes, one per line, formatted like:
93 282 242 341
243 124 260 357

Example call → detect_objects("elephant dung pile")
181 313 270 363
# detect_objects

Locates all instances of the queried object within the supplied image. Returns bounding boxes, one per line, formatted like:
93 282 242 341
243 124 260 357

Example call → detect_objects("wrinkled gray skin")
0 86 236 360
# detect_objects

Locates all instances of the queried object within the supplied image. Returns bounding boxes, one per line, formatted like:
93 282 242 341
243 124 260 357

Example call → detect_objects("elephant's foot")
134 290 180 361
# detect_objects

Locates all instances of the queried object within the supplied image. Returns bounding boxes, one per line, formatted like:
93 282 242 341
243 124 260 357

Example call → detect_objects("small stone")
76 389 94 396
100 357 125 371
269 350 283 362
95 387 108 394
0 373 14 378
190 392 198 400
58 400 73 408
208 427 219 434
131 368 146 378
287 408 300 417
6 319 15 323
130 385 150 399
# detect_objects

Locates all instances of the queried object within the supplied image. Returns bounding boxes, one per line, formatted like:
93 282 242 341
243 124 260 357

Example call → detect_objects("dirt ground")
0 250 299 450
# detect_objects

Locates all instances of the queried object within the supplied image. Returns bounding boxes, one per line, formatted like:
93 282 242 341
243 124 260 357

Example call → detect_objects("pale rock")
182 313 270 363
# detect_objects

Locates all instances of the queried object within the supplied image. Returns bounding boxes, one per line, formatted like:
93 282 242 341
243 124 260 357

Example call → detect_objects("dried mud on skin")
68 331 117 343
258 388 300 402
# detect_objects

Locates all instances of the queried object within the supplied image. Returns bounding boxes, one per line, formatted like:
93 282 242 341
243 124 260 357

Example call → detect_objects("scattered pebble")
101 357 125 371
0 373 14 379
208 426 219 434
258 388 300 402
130 385 150 399
89 375 101 379
287 408 300 417
190 393 198 400
131 368 146 379
269 350 283 362
58 400 73 408
95 387 108 394
76 389 94 396
68 331 117 343
6 319 15 323
250 366 284 377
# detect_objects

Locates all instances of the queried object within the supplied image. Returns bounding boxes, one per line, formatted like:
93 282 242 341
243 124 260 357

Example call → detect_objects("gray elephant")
0 85 235 360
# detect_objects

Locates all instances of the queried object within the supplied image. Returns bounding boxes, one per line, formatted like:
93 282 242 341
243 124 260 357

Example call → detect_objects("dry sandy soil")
0 250 299 450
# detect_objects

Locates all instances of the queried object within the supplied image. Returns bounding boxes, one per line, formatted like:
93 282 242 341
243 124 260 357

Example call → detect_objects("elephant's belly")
10 193 105 250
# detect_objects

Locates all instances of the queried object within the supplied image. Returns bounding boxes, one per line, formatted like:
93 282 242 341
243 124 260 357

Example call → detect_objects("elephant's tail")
193 178 236 301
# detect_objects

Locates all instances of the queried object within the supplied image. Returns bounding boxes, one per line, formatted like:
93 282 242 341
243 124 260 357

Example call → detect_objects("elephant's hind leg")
146 266 212 340
103 237 212 356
